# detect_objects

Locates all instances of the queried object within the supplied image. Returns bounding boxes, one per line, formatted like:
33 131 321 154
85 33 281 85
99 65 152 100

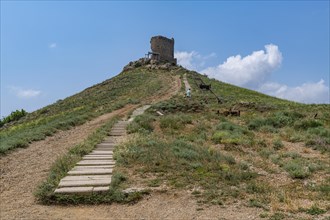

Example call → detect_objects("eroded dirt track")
0 75 265 220
0 75 184 220
0 105 137 219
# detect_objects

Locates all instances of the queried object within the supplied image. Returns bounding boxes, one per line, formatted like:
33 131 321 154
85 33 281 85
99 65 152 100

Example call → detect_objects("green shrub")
172 140 200 160
212 121 252 146
211 131 230 143
247 118 266 130
294 119 323 130
307 127 330 138
305 205 326 215
308 163 324 173
269 212 286 220
259 148 275 158
257 139 268 148
127 114 155 134
289 134 304 143
246 181 268 194
248 111 305 131
282 151 301 159
273 139 284 150
116 134 257 202
284 160 310 179
248 199 265 209
159 114 192 130
0 109 27 127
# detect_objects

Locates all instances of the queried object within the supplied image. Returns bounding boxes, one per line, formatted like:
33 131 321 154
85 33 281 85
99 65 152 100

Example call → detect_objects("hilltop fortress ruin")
123 35 177 71
148 36 177 64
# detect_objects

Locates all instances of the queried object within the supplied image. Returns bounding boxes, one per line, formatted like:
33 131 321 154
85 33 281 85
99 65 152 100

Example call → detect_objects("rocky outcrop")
123 58 176 71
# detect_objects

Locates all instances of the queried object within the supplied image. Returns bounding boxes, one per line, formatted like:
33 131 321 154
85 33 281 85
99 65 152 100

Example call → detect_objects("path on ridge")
183 73 191 90
0 75 180 219
54 105 150 194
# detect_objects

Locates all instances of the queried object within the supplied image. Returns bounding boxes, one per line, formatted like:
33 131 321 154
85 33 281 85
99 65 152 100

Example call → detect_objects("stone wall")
150 36 177 64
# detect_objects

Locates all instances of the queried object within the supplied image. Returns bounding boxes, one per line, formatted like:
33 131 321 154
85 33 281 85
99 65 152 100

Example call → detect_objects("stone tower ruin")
149 36 177 64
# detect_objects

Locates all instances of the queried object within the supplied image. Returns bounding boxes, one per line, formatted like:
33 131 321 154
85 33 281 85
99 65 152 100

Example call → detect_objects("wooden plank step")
96 143 116 147
90 151 113 154
83 155 113 157
82 156 113 160
55 187 93 194
54 186 109 194
94 148 115 151
72 168 114 172
93 186 109 192
68 169 113 175
94 148 115 150
102 140 116 143
94 148 114 151
109 133 125 136
73 165 114 170
112 126 126 129
89 153 113 156
77 160 115 165
59 179 111 187
62 175 111 181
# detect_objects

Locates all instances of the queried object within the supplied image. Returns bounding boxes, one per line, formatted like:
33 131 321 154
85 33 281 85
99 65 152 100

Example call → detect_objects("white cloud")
176 45 329 104
8 86 41 99
202 44 282 88
259 80 329 104
175 51 216 70
49 43 57 48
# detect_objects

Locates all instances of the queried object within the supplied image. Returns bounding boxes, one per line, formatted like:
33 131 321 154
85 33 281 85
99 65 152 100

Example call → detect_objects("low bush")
0 109 27 127
159 113 192 131
248 111 305 131
273 139 284 150
127 114 155 134
304 205 326 215
283 159 310 179
212 121 253 146
116 134 257 203
294 119 323 130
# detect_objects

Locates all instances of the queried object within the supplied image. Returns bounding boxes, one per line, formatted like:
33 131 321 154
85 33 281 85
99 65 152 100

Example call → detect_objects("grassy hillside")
0 67 176 154
114 69 329 218
4 64 329 218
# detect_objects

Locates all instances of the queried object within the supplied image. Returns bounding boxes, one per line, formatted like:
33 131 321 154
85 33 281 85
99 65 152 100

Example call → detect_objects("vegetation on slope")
7 63 329 218
112 69 329 218
0 67 176 154
0 109 27 127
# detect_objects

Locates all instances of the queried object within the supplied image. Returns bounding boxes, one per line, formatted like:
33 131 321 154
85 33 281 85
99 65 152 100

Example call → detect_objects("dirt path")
0 75 266 220
0 105 137 219
0 74 183 220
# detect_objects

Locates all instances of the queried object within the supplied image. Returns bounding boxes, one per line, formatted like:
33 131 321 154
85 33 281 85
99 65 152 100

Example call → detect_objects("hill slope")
108 68 329 218
1 64 329 219
0 67 178 153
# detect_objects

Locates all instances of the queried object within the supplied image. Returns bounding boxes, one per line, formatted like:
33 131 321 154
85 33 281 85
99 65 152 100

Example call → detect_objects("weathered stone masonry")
150 36 177 64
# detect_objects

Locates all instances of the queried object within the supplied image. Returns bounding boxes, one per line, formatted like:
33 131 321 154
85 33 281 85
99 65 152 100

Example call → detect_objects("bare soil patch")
0 105 136 219
0 75 185 219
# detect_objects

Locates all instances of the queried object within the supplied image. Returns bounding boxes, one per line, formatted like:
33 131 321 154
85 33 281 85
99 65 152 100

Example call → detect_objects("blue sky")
1 1 329 117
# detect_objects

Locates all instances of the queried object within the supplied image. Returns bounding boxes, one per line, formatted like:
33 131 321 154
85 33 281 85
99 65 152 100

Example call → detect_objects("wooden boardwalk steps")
54 121 128 194
54 107 149 195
